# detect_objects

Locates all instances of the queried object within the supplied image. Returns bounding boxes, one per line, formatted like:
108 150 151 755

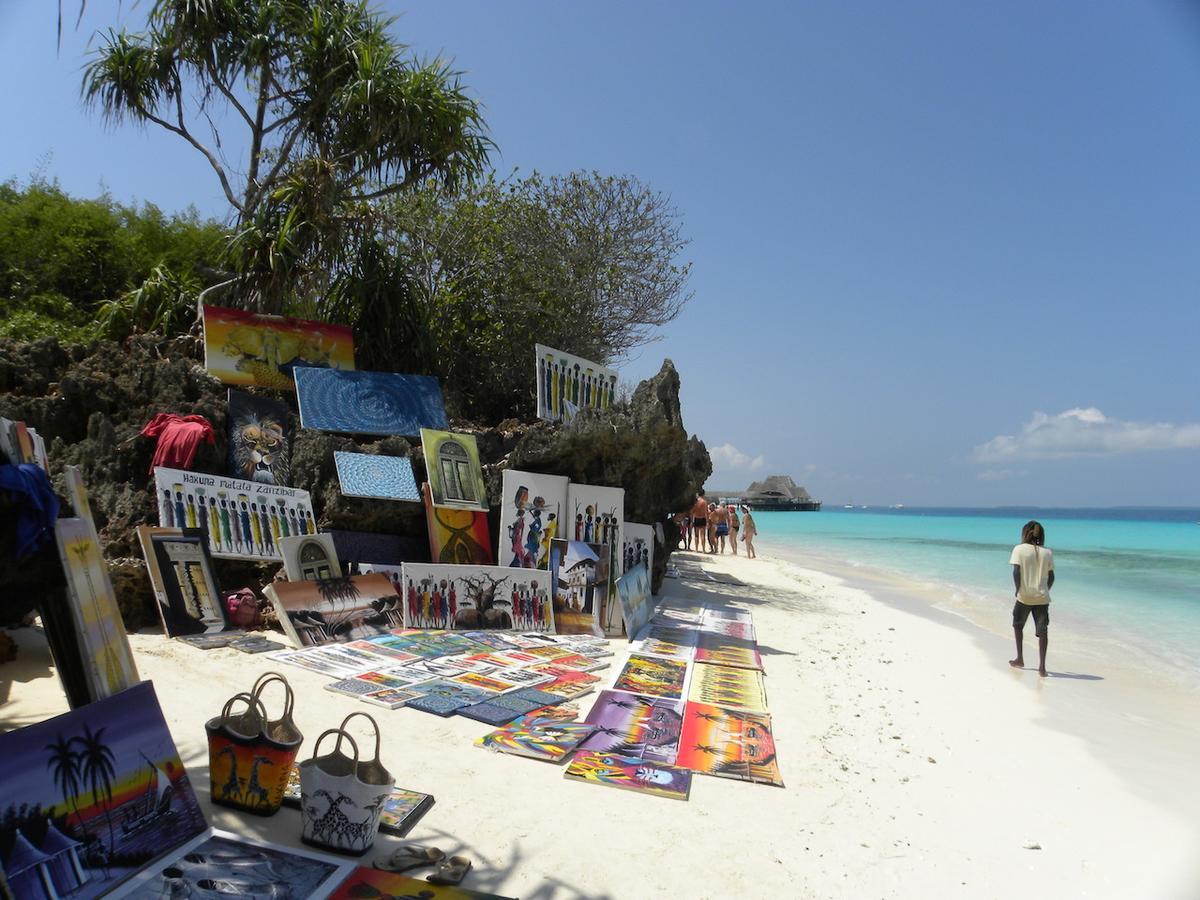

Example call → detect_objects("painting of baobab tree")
53 518 140 702
264 573 402 647
400 563 556 632
0 682 207 899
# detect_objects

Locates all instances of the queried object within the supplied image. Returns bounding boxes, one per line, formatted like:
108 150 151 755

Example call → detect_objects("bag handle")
250 671 295 720
310 728 359 764
337 711 382 763
219 692 267 737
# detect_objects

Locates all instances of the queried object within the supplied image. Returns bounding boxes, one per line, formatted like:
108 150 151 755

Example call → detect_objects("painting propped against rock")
264 573 404 647
548 539 610 637
622 521 655 587
424 484 493 565
617 563 654 641
498 469 568 569
295 368 447 436
279 533 343 583
535 343 618 424
226 389 293 486
153 466 315 562
202 304 355 390
420 428 488 511
148 530 228 636
401 563 555 632
676 702 784 787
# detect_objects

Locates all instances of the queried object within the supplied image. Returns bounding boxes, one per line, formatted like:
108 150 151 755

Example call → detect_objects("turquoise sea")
752 507 1200 685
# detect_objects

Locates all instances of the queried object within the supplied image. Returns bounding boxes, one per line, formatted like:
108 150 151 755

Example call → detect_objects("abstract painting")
294 368 446 436
475 716 595 762
424 484 493 565
564 751 692 801
548 539 610 637
579 690 685 763
676 702 784 787
330 869 515 899
622 521 655 587
0 682 207 899
264 573 404 647
616 563 655 641
153 465 315 561
694 633 764 670
497 469 568 569
334 451 420 501
202 303 355 389
401 563 554 632
421 428 488 511
687 662 769 713
612 654 688 700
148 530 228 636
54 518 140 701
279 533 343 582
535 343 618 424
226 389 292 486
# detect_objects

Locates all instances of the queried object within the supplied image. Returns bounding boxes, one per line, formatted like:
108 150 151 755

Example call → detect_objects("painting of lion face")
227 389 292 486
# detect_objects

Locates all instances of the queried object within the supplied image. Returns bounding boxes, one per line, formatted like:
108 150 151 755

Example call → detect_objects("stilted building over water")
714 475 821 511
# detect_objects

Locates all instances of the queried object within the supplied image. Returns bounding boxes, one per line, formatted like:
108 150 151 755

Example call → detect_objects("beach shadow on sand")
1010 666 1105 681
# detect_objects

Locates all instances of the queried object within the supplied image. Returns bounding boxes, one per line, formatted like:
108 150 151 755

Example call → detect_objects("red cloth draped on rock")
140 413 215 473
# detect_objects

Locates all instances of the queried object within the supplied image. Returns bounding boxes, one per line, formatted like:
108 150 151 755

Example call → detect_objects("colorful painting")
579 690 685 763
295 367 446 435
449 672 515 693
401 563 554 632
688 662 769 713
202 303 355 389
226 389 292 486
475 716 595 762
148 530 228 636
153 465 315 562
612 654 688 700
676 702 784 786
361 688 422 709
616 563 654 641
548 539 610 636
279 533 343 582
330 869 515 899
420 428 488 511
498 469 568 569
264 573 404 647
334 451 420 501
535 343 618 424
0 682 207 899
424 483 493 565
564 751 692 801
622 521 655 586
695 633 764 670
638 624 698 662
282 770 434 837
700 619 756 641
53 518 140 701
566 483 625 634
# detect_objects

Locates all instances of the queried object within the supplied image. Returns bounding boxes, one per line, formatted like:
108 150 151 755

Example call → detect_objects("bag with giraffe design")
205 671 304 816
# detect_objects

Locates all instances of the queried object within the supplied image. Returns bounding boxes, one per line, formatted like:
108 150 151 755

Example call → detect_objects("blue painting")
334 452 421 502
294 368 448 436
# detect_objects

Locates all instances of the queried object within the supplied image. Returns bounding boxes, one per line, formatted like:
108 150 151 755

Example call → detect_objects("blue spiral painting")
294 368 448 435
334 451 421 501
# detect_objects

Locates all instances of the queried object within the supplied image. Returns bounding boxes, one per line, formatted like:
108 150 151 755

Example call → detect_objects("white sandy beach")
3 549 1199 900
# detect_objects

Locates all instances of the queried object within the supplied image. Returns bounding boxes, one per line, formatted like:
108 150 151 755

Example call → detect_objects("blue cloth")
0 463 60 558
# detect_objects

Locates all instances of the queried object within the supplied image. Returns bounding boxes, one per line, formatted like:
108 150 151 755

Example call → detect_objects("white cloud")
973 408 1200 463
710 442 765 472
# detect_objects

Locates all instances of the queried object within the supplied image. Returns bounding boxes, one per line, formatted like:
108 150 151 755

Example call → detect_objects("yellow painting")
202 304 355 389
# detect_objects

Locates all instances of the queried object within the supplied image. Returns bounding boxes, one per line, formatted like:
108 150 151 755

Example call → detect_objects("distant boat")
121 753 175 835
843 505 854 509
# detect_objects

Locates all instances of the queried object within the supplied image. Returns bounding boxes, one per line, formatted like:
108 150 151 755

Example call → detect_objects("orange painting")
202 304 355 389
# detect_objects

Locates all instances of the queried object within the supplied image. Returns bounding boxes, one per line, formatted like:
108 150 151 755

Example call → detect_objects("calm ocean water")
752 507 1200 683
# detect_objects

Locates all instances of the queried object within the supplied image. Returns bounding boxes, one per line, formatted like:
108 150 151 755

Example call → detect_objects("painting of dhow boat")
0 682 207 899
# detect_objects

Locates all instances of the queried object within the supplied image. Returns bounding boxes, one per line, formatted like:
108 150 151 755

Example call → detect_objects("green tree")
82 0 491 312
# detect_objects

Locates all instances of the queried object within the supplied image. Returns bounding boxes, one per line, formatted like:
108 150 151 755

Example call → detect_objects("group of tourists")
675 491 757 559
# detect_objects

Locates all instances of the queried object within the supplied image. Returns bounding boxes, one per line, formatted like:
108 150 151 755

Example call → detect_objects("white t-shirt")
1009 543 1053 605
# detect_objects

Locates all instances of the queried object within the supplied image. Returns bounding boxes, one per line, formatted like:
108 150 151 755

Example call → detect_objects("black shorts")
1012 601 1049 637
693 518 707 528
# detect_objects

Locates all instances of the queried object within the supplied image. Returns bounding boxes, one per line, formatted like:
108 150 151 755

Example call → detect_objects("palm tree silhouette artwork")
313 576 364 639
44 733 83 825
75 724 118 862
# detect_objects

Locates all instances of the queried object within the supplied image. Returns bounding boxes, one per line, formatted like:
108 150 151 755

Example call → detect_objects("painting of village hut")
0 682 207 899
548 539 612 636
264 573 403 648
401 563 555 632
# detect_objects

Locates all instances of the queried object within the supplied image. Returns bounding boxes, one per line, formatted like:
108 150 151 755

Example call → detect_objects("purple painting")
578 689 685 764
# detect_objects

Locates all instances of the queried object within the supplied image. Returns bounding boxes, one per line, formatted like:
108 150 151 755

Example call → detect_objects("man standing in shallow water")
1009 520 1055 677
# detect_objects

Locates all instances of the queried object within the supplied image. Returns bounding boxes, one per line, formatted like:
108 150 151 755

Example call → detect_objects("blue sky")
3 2 1199 506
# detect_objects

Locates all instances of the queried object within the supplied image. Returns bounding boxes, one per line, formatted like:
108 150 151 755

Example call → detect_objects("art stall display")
226 389 292 486
421 428 488 511
202 303 355 390
564 751 693 801
548 539 610 636
153 465 315 561
424 484 493 565
401 563 554 632
264 573 404 647
145 529 229 636
622 521 655 587
687 662 769 714
535 343 618 424
612 654 689 700
695 632 764 670
578 690 686 763
334 451 421 501
637 624 698 662
497 469 568 569
295 368 447 436
279 532 343 582
330 869 516 900
616 563 654 641
675 702 784 787
475 716 595 762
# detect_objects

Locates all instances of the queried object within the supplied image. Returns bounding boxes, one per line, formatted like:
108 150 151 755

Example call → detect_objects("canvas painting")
148 530 228 636
622 521 655 588
564 751 692 801
264 573 404 647
616 563 655 642
334 451 420 501
226 389 292 486
54 518 140 701
424 484 493 565
153 466 315 562
0 682 208 900
547 538 612 637
676 702 784 787
279 533 343 582
202 303 355 390
535 343 618 424
421 428 488 511
688 662 769 713
566 483 625 634
498 469 568 569
695 633 764 670
401 563 554 632
328 529 427 568
135 525 181 619
295 368 447 435
579 690 686 763
330 869 515 900
475 716 595 762
612 654 688 700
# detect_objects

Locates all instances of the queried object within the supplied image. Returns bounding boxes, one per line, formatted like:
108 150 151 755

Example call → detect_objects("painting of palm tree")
44 733 82 823
75 725 118 854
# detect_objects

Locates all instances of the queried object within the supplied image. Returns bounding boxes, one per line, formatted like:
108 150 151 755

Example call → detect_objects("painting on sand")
548 539 610 637
578 690 685 763
535 343 618 424
202 303 354 389
401 563 554 632
330 869 515 899
264 573 404 647
497 469 568 569
424 484 493 565
612 654 688 700
616 563 654 641
148 530 228 636
421 428 488 511
687 662 769 713
564 751 692 801
226 389 292 486
675 702 784 787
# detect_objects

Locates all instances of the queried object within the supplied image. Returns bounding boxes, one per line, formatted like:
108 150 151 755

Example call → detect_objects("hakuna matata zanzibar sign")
153 466 315 561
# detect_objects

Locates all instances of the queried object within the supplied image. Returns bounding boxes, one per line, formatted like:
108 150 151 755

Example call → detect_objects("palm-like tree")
74 725 118 857
44 734 82 825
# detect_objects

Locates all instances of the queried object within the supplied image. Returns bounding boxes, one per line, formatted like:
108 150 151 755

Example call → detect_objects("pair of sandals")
374 845 472 886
